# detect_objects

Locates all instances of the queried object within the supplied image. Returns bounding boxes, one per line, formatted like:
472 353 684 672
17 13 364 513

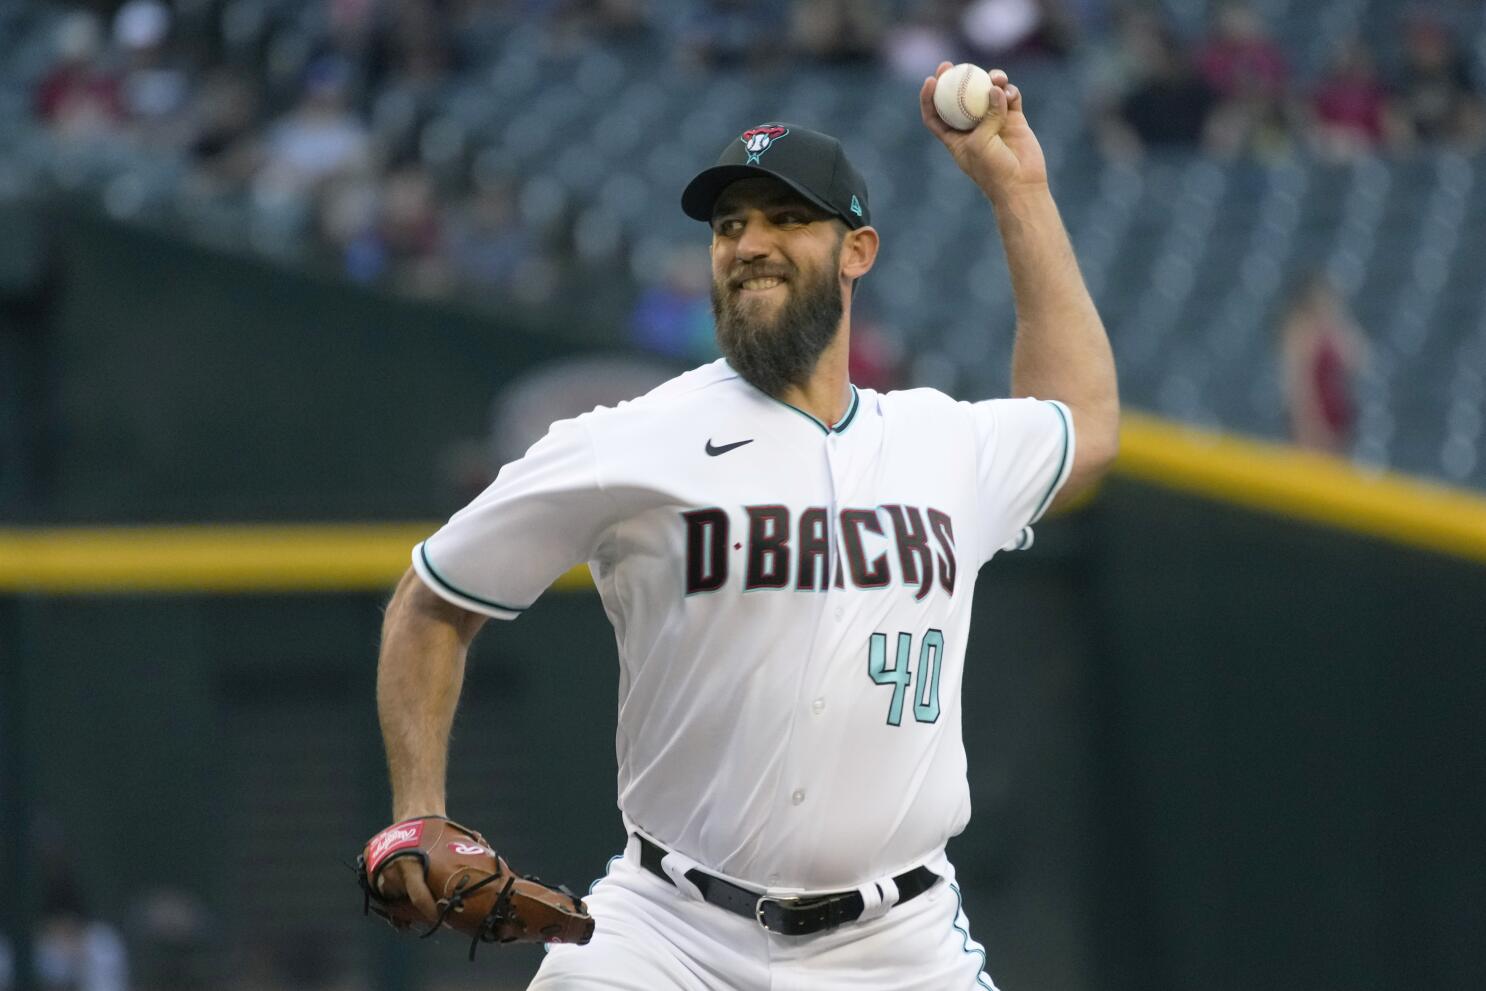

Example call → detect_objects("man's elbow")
1086 416 1120 478
1072 405 1120 488
388 567 488 645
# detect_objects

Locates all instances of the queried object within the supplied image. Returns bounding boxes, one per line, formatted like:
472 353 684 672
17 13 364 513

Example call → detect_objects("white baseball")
933 63 993 132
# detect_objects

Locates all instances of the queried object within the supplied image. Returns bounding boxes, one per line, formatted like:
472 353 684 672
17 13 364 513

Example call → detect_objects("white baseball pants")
529 840 999 990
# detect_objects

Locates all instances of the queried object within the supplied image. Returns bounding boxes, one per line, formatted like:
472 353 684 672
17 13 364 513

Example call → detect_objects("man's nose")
734 216 775 261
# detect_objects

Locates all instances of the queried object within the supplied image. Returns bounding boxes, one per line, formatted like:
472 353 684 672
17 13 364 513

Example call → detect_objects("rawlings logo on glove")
356 816 594 959
366 822 425 872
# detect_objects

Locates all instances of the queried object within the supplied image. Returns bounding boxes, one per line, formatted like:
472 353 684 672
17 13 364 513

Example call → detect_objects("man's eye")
716 220 742 236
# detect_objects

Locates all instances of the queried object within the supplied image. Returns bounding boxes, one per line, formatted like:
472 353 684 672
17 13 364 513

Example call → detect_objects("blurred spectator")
377 164 452 297
1196 1 1294 160
1098 19 1219 158
34 11 123 138
446 176 538 296
1081 5 1173 108
314 164 450 297
1279 275 1368 454
113 0 191 141
379 0 461 96
1196 1 1288 100
318 175 384 282
257 56 372 196
359 3 460 172
188 69 264 185
791 0 886 65
1309 36 1400 161
960 0 1076 61
1394 13 1485 150
0 874 129 991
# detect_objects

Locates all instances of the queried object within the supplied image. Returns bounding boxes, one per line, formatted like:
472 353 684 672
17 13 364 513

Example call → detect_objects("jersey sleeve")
968 397 1075 563
412 416 612 620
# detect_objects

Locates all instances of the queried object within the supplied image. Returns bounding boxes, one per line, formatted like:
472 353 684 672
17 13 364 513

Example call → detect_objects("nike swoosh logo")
705 438 754 457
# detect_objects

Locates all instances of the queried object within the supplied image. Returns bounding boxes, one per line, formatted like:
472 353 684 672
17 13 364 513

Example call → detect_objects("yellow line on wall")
1 413 1483 593
1116 413 1486 563
0 522 593 594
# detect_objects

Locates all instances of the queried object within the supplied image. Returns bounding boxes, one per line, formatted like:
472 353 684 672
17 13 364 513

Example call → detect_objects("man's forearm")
994 186 1119 450
377 569 481 820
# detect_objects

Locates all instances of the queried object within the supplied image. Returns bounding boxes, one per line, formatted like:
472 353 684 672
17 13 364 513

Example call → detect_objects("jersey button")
791 789 806 806
767 874 780 886
811 697 826 714
833 606 844 621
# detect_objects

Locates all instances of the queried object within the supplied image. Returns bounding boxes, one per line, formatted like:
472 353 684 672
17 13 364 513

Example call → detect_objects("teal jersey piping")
831 386 861 432
418 543 526 615
774 384 860 435
1029 400 1072 523
950 882 995 990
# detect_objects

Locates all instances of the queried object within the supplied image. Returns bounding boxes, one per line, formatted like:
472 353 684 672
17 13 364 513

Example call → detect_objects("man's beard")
711 254 844 398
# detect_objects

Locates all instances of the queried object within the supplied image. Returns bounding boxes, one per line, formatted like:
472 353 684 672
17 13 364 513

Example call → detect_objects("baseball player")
373 64 1119 989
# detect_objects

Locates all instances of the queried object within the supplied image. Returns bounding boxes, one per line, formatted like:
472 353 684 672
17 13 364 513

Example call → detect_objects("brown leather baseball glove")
356 816 594 958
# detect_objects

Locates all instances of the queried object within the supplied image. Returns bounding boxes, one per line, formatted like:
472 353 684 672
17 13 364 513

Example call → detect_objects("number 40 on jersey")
867 629 944 726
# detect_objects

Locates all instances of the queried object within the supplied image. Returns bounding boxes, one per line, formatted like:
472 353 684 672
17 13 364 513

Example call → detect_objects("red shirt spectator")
1196 1 1288 99
35 66 123 124
1280 276 1368 454
33 12 123 130
1313 39 1389 148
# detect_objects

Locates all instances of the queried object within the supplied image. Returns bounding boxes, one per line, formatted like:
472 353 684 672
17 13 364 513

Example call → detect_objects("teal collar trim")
776 385 861 435
832 386 861 432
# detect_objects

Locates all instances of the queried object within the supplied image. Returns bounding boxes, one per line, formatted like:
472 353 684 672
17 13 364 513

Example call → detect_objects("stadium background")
1 0 1484 989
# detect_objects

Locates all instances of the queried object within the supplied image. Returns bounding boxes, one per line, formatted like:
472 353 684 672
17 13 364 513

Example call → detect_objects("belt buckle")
754 894 802 933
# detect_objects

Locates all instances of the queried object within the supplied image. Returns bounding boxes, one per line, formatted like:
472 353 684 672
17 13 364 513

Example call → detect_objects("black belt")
635 834 940 936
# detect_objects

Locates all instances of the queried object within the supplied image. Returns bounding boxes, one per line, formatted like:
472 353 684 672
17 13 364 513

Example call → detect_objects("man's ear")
841 225 879 282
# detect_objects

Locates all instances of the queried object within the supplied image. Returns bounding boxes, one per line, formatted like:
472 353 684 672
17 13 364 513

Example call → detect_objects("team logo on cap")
740 124 789 164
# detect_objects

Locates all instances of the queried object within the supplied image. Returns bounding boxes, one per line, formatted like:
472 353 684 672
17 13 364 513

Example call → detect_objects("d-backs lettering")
682 505 956 598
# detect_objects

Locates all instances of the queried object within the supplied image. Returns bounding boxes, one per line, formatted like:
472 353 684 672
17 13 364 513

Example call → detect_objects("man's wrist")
392 798 447 821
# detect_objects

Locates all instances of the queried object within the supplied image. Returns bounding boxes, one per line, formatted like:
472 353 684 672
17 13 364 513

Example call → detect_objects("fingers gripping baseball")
920 62 1045 203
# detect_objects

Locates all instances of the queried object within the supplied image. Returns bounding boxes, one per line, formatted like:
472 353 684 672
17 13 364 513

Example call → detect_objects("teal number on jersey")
868 631 914 725
867 629 945 726
913 629 943 723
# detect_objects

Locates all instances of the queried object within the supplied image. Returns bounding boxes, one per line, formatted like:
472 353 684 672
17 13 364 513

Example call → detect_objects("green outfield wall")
1 205 619 523
1084 480 1486 991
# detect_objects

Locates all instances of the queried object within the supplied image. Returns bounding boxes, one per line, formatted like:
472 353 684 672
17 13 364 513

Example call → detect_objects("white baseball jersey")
413 358 1073 893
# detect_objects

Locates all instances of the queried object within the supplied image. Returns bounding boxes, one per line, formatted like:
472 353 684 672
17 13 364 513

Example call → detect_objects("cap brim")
681 165 843 225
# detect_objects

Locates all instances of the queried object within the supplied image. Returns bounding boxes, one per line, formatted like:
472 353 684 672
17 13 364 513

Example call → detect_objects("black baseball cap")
681 123 871 230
